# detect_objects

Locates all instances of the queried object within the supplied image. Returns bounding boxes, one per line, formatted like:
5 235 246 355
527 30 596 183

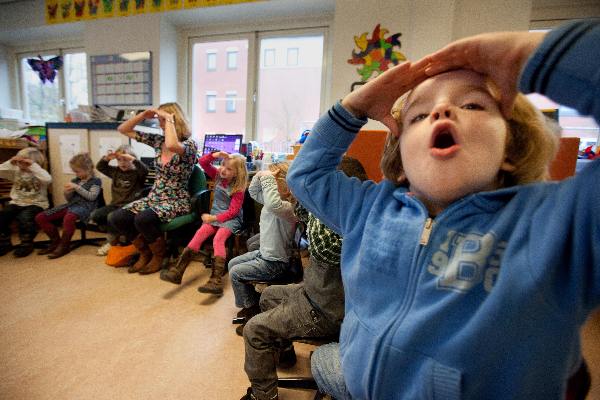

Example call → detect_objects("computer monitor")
201 134 244 156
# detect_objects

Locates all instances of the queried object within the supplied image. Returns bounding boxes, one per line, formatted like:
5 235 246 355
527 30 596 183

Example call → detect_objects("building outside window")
226 91 237 113
207 51 217 71
263 48 275 67
227 49 238 70
206 91 217 112
287 48 299 66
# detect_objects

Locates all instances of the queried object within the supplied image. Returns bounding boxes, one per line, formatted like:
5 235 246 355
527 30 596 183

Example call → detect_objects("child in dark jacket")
35 153 102 259
0 147 51 257
92 144 148 256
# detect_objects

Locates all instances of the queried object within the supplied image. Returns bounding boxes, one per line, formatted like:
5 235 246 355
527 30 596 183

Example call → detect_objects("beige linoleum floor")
0 234 598 400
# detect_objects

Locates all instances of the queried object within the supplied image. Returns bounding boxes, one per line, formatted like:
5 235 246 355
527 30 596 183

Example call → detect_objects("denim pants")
243 284 340 400
0 204 43 242
228 250 289 309
311 342 352 400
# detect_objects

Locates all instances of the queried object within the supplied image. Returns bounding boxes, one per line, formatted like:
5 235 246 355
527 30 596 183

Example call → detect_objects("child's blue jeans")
228 250 289 309
311 342 352 400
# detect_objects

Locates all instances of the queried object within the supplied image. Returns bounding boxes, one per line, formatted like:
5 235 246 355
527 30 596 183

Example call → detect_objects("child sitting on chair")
92 145 148 256
229 162 298 335
288 20 600 399
161 151 248 296
0 147 52 257
240 156 367 400
36 153 102 259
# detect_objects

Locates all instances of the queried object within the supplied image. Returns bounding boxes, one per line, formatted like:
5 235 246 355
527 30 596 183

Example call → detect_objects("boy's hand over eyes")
422 31 546 117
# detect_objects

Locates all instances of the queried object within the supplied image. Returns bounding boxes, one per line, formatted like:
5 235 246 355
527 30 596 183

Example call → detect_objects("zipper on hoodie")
419 217 434 245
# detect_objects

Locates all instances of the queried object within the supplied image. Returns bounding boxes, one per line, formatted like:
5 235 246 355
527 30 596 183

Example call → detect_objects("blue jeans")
228 250 289 308
311 342 352 400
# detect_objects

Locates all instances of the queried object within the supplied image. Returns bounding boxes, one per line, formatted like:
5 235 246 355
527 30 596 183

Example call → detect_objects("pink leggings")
35 208 78 239
187 223 232 258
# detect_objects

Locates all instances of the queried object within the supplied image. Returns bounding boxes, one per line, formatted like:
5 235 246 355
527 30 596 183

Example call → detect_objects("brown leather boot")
38 229 60 255
128 235 152 273
139 236 166 275
197 256 226 295
48 232 73 259
160 247 193 284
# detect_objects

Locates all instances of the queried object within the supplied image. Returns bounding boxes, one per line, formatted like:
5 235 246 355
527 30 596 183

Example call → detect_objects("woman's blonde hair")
269 161 295 204
224 154 249 194
384 87 558 189
159 102 191 141
69 152 95 176
16 147 45 166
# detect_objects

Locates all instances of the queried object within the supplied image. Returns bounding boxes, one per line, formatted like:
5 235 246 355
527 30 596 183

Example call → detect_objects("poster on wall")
46 0 261 24
90 52 152 107
59 134 81 174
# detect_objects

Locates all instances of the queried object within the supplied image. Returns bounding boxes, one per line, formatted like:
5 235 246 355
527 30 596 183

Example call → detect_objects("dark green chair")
159 165 210 264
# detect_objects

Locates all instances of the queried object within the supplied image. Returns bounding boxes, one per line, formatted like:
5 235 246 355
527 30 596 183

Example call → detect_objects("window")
227 49 238 70
207 51 217 71
19 50 89 124
226 91 237 113
189 30 326 153
206 92 217 112
287 48 299 66
264 48 275 67
64 52 88 112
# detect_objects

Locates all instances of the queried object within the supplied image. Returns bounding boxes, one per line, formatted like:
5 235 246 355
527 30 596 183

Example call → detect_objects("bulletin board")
90 52 152 107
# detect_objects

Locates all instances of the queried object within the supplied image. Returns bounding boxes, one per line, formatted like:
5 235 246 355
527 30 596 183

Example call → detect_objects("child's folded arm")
133 159 149 179
74 183 101 201
29 162 52 184
248 173 263 204
215 190 244 223
199 153 218 180
0 160 17 180
260 175 296 222
95 158 117 179
288 101 373 236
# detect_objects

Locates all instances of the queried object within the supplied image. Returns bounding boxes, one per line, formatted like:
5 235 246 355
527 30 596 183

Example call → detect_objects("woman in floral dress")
109 102 198 275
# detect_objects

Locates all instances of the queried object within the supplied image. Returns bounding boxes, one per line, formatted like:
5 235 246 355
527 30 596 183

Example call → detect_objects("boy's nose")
432 109 452 120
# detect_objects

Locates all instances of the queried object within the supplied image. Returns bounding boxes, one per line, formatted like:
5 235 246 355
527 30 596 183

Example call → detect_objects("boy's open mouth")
430 123 460 158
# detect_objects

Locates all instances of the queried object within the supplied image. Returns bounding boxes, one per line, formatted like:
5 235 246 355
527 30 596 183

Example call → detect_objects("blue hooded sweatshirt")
288 19 600 399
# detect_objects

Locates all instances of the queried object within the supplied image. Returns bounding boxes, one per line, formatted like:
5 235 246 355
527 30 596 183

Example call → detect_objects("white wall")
330 0 533 130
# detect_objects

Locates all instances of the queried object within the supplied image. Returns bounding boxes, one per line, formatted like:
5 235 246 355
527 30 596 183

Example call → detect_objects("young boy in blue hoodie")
288 19 600 400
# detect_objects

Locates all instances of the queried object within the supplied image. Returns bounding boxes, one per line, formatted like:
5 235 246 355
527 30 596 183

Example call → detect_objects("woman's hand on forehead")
341 59 430 136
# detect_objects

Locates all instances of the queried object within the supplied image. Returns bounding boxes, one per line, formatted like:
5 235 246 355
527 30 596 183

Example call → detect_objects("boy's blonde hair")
69 152 95 176
384 89 558 189
269 161 295 204
115 144 137 158
16 147 45 166
225 154 249 194
159 102 191 141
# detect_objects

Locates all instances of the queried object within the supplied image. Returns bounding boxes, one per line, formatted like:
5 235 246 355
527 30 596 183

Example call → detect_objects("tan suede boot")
128 235 152 273
197 256 226 295
139 236 167 275
38 229 60 255
47 232 73 259
160 247 194 284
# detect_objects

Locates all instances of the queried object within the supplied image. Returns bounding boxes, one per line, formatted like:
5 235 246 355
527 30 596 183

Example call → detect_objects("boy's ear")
500 159 516 172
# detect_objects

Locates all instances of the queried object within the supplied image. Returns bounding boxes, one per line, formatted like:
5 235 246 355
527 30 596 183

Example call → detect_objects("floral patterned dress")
123 131 198 222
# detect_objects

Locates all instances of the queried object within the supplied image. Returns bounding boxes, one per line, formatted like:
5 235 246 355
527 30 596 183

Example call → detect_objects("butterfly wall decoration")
27 55 63 84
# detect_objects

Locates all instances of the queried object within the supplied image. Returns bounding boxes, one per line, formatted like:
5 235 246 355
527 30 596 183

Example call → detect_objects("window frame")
17 47 88 124
187 27 328 144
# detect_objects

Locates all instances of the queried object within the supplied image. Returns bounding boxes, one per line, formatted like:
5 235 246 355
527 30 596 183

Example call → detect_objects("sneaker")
96 241 112 256
277 346 297 369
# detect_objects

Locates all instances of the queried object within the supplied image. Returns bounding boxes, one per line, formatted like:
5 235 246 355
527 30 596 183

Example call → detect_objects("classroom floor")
0 234 599 400
0 234 317 400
